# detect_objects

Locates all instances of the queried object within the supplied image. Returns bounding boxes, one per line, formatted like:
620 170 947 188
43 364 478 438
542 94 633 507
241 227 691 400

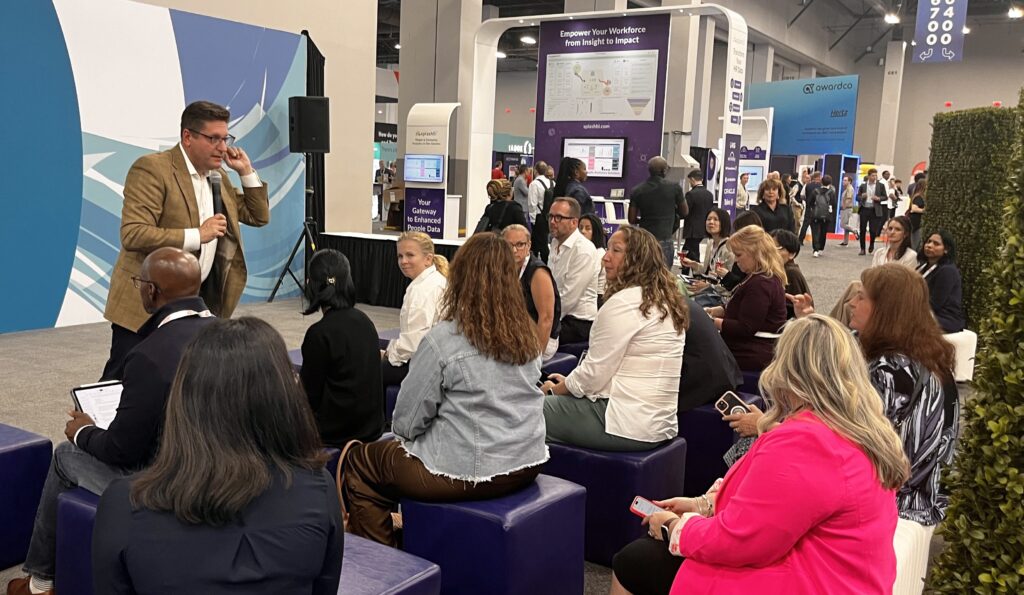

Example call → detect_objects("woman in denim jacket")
343 233 548 547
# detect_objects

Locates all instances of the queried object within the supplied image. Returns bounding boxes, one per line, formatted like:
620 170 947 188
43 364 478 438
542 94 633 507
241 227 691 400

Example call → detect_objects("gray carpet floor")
0 238 872 593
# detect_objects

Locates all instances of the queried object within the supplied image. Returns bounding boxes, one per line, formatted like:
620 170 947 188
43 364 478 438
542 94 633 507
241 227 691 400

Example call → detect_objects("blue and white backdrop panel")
0 0 306 333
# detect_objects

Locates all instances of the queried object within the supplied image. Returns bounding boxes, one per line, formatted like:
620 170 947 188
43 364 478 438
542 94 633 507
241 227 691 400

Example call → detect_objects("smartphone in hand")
629 496 665 518
715 391 749 417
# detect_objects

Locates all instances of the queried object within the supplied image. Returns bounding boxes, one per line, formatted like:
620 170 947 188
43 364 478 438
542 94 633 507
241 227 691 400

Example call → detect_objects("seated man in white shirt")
547 197 600 344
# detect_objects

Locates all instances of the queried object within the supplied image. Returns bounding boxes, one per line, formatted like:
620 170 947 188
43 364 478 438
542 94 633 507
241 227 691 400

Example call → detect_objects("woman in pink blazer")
610 315 909 595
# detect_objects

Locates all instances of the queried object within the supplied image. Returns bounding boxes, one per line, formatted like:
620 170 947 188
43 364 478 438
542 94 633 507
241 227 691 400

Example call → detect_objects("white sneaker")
812 251 820 258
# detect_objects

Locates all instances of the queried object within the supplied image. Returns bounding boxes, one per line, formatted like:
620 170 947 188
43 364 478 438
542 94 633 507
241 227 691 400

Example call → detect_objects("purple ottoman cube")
677 392 763 496
541 352 577 377
0 423 52 569
339 534 441 595
402 474 585 595
542 437 688 566
56 487 99 595
555 342 588 359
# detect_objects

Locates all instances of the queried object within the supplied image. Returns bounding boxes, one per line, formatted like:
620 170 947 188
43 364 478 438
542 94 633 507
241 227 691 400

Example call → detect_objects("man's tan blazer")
104 145 270 331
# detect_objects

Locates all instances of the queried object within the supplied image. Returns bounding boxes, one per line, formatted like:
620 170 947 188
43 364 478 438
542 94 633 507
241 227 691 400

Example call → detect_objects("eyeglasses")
131 276 160 292
548 214 577 223
508 241 530 250
188 129 236 146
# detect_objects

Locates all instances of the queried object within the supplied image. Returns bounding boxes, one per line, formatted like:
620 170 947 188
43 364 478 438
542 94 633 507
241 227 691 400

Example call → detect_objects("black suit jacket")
678 298 742 412
683 186 714 239
77 297 215 469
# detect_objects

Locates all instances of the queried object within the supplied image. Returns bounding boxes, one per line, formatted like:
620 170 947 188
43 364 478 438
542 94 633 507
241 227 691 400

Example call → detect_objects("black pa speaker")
289 96 330 153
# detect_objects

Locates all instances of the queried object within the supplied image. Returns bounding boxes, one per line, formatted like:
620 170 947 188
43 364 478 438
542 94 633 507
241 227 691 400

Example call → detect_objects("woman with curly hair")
343 233 547 546
542 226 689 451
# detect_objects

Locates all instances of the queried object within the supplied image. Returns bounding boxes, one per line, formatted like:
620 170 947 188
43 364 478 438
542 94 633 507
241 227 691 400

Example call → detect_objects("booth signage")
374 122 398 143
404 187 445 239
746 75 859 156
913 0 968 63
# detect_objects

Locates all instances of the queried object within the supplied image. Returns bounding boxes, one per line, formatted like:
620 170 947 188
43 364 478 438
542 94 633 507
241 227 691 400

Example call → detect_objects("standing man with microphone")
101 101 270 380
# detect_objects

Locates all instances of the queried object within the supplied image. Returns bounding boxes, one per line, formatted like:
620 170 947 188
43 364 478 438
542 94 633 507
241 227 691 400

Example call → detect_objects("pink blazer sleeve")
678 422 846 567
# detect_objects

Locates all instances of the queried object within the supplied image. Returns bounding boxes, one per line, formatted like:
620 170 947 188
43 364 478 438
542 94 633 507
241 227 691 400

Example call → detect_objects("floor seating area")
678 392 764 496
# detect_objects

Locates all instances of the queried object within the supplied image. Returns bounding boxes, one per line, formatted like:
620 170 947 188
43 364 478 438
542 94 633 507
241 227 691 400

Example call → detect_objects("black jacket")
678 298 742 411
481 200 528 232
629 176 686 241
752 201 795 234
77 297 215 469
300 307 385 446
683 185 714 239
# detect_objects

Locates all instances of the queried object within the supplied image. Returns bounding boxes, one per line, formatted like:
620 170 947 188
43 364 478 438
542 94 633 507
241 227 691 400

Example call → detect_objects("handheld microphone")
209 171 224 216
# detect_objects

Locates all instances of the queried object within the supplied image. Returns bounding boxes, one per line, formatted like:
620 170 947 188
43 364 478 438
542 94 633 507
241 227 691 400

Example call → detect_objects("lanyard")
158 309 213 328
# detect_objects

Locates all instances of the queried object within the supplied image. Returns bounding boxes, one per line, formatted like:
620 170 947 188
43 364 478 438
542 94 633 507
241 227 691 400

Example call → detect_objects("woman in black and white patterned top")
847 264 959 595
788 262 958 595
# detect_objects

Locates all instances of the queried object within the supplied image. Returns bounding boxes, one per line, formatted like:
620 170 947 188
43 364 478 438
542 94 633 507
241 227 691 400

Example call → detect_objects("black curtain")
302 30 326 235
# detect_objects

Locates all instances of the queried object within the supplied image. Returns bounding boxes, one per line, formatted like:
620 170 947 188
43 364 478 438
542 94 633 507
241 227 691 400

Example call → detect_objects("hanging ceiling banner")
912 0 969 63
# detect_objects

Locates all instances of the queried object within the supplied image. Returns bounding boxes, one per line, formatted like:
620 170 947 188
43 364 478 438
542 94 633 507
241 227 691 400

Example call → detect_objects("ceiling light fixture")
883 13 901 24
520 35 536 45
1010 6 1024 19
394 43 401 50
496 50 507 59
962 26 971 34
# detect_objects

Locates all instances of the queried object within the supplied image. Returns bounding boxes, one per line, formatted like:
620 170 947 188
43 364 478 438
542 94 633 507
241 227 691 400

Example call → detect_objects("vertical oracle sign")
913 0 968 63
719 9 748 217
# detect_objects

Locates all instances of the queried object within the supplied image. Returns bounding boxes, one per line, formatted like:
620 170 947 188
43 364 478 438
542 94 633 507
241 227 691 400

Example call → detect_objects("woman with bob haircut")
382 231 449 387
343 233 548 547
93 318 342 594
542 226 689 452
609 315 908 595
704 225 788 371
871 215 917 269
915 230 965 333
751 178 794 234
300 249 385 447
789 263 959 594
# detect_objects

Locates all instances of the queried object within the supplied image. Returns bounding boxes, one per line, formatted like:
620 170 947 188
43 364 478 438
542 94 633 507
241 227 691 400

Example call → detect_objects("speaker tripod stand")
268 152 319 303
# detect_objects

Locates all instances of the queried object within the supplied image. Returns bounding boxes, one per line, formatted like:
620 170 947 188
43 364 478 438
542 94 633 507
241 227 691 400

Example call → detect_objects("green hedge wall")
922 105 1019 329
929 90 1024 593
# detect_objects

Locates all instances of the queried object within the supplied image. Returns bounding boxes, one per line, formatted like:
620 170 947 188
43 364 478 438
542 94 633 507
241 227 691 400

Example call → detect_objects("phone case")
629 496 663 518
715 393 749 416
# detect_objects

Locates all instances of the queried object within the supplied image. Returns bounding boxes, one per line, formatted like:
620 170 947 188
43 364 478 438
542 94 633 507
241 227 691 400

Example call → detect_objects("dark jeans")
23 442 130 580
559 315 593 344
343 440 541 547
811 218 829 252
659 239 675 270
101 323 142 381
859 213 883 252
798 213 813 245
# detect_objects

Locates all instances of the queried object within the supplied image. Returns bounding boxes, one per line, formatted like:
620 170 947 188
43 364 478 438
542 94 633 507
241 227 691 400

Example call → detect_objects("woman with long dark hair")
579 213 608 302
300 249 384 446
870 216 917 269
553 156 594 214
344 233 548 547
93 318 342 594
542 226 689 451
915 230 965 333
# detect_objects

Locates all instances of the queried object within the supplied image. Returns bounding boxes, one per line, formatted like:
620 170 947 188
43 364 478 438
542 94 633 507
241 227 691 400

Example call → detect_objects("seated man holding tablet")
8 248 214 595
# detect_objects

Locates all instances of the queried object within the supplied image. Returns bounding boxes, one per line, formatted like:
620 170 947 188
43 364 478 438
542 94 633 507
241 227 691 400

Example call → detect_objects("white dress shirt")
178 145 261 281
549 228 599 322
527 175 552 223
564 286 685 443
386 265 447 366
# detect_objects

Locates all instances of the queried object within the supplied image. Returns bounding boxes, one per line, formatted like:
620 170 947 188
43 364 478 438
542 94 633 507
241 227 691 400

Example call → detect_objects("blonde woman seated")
609 315 908 595
382 232 448 387
542 226 688 452
704 226 788 372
